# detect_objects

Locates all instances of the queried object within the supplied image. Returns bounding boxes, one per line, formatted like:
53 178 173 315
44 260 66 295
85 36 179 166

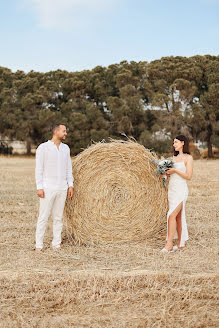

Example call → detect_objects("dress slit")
166 160 189 248
166 197 188 247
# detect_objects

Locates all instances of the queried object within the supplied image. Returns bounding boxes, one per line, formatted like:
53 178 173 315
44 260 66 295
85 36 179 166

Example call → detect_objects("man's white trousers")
35 189 67 249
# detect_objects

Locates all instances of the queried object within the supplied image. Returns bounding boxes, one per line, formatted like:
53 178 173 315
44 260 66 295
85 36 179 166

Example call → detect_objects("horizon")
1 53 218 74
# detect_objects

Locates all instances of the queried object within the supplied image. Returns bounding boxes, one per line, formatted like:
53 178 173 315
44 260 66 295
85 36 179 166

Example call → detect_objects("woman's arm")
166 156 194 181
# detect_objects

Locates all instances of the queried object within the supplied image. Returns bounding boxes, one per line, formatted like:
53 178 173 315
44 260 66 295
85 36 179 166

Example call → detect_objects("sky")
0 0 219 73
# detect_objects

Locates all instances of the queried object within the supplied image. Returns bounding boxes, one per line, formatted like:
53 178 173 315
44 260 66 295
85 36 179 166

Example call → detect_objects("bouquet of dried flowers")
150 157 174 187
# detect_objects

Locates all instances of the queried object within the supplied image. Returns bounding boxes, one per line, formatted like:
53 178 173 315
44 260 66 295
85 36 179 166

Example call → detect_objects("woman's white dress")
166 160 189 247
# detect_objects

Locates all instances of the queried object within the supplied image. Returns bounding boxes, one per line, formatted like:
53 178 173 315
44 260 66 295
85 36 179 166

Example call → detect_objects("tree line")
0 55 219 157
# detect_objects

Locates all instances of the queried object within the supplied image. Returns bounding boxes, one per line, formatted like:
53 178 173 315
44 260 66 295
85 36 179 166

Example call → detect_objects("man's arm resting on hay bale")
35 145 45 198
67 147 74 199
166 156 194 181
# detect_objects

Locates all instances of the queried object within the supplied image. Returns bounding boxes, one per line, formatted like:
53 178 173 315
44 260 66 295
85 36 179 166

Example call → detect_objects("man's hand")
37 189 44 198
68 187 74 199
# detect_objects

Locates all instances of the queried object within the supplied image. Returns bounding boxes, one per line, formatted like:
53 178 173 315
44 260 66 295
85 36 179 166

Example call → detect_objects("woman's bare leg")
164 202 183 251
176 208 186 248
176 209 182 247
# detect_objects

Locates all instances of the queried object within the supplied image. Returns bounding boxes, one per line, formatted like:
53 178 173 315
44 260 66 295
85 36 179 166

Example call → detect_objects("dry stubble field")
0 157 218 328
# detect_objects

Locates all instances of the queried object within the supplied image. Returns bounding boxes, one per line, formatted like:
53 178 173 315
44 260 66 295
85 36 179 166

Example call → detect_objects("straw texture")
65 139 168 245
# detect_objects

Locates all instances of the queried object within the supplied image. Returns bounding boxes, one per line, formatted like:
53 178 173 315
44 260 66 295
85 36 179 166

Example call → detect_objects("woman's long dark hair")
173 135 190 156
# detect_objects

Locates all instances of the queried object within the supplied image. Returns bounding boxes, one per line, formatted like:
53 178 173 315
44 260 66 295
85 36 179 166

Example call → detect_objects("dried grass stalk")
65 139 168 245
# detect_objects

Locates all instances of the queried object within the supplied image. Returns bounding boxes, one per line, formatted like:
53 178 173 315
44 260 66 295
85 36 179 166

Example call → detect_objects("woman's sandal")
161 247 174 253
173 245 186 251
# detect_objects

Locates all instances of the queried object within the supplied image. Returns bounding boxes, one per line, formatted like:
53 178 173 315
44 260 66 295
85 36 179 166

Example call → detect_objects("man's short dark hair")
52 123 66 133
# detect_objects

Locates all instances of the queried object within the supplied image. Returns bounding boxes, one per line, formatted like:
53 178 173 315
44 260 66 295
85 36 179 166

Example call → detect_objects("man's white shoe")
52 246 61 251
35 248 43 253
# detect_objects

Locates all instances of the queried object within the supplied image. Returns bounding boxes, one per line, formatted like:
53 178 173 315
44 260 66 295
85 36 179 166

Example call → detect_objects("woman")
161 135 194 253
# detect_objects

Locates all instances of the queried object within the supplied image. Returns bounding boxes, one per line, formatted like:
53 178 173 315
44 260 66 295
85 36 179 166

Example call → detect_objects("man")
35 124 74 252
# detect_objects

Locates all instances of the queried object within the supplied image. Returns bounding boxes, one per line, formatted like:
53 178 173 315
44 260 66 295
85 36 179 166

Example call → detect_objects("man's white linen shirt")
35 140 74 191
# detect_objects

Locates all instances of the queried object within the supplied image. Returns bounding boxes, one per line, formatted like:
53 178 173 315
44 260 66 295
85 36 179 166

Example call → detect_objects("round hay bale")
65 140 168 245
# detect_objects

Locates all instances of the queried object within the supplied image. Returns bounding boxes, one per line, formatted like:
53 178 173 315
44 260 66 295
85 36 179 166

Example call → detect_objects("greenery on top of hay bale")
65 139 168 245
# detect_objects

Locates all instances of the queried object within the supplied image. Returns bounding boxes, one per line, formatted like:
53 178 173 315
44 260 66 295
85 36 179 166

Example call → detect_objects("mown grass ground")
0 157 218 327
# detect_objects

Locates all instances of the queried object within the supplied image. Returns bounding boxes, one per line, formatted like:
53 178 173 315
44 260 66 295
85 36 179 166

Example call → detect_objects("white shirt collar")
48 140 63 148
